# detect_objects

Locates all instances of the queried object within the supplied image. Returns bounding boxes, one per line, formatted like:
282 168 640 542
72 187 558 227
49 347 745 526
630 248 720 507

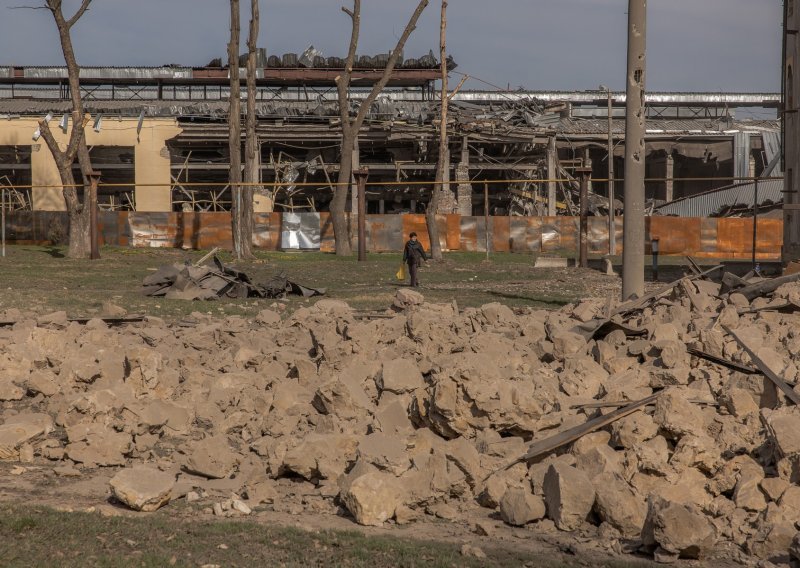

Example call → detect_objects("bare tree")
228 0 244 258
237 0 259 259
36 0 94 258
426 0 448 261
332 0 429 256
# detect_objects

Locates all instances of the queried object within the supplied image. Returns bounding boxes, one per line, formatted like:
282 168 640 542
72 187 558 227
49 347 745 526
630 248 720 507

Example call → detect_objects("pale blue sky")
0 0 783 92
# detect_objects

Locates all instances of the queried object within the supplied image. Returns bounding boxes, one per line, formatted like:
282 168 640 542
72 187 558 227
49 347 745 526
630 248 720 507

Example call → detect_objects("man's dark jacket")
403 240 427 266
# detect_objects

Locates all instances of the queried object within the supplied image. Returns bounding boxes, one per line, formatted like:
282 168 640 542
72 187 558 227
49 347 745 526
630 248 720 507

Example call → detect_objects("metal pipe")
622 0 647 301
355 168 368 262
577 167 591 268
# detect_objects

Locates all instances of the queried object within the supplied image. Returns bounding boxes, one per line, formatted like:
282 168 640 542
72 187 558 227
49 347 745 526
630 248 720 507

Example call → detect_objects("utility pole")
622 0 647 300
600 85 616 255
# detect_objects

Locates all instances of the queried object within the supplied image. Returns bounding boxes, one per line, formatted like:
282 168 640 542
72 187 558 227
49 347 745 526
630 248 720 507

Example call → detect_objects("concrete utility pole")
622 0 647 300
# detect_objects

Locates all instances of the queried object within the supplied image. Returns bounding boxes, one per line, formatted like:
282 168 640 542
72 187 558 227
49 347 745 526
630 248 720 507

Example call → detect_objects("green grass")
0 505 657 568
0 245 639 320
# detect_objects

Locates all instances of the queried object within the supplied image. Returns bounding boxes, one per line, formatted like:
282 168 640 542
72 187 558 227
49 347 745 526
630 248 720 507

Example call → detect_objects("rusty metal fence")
0 210 783 260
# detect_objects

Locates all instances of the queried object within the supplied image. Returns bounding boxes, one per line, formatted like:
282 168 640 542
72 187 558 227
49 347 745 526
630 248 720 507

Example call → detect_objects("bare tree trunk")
228 0 244 258
38 0 94 258
427 0 448 261
239 0 259 259
333 0 429 256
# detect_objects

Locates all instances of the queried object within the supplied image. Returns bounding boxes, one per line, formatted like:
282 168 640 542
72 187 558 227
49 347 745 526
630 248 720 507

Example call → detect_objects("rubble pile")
3 273 800 564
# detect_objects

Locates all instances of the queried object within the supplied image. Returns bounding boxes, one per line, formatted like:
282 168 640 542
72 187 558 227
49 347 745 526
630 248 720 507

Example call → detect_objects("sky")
0 0 784 94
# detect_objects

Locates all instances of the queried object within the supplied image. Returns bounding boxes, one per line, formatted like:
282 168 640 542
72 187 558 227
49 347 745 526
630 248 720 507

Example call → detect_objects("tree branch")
353 0 428 129
66 0 92 28
337 0 361 135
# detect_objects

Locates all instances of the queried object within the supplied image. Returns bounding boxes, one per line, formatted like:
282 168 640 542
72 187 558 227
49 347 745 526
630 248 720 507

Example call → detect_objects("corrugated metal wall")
0 211 784 259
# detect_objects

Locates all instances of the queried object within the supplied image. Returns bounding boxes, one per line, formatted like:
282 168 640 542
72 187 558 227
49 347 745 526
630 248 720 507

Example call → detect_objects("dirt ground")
0 246 736 567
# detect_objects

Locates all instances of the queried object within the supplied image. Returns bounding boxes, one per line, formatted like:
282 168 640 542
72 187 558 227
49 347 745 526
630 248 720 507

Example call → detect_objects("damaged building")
0 54 784 253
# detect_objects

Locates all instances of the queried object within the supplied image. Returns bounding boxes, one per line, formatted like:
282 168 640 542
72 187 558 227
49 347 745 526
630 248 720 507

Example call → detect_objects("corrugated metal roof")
654 178 783 217
556 117 779 136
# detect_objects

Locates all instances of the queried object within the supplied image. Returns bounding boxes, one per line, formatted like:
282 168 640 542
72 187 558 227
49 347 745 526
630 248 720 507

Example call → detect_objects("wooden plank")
688 347 759 375
724 326 800 406
487 392 663 479
736 272 800 301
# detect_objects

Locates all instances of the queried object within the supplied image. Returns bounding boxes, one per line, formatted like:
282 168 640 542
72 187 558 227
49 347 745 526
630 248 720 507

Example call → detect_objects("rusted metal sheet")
460 217 479 252
540 216 562 252
492 216 511 252
558 217 579 253
700 217 718 255
446 214 461 251
0 212 786 259
253 213 281 250
510 217 542 253
402 214 430 249
319 212 336 253
755 219 783 256
648 216 702 255
366 214 403 252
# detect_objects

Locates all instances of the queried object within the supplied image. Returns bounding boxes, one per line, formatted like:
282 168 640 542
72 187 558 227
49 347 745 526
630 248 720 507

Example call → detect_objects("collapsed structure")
0 55 782 221
2 269 800 563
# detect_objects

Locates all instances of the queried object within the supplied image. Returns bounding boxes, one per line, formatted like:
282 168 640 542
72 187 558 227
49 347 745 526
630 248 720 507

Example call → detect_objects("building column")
455 136 472 215
547 136 557 216
665 153 675 202
583 148 593 193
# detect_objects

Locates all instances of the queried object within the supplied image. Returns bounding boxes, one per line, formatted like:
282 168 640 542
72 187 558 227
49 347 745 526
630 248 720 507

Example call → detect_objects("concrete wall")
0 117 180 212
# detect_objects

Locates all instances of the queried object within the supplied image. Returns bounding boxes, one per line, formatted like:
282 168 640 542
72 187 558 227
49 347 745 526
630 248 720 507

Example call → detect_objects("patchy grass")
0 505 656 568
0 245 671 320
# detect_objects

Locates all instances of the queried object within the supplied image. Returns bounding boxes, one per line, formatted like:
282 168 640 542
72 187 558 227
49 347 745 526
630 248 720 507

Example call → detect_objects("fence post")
1 187 5 258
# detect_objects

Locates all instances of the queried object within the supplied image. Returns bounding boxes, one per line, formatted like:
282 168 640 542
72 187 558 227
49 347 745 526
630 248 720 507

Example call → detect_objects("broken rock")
110 466 175 512
499 487 546 526
641 496 717 559
543 463 595 532
341 471 403 527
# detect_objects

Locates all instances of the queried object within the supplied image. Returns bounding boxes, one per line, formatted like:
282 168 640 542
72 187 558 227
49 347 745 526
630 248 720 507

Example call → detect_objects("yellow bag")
396 263 407 281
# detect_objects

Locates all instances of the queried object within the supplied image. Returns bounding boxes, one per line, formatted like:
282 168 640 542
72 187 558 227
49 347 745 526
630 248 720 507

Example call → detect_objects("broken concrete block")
763 407 800 458
543 463 595 531
721 388 760 418
653 390 706 439
593 472 646 537
760 477 789 503
184 436 240 479
110 466 175 512
255 309 282 326
377 358 425 395
499 488 545 526
642 496 717 559
357 433 411 476
393 289 424 310
0 378 25 402
0 413 54 460
341 471 403 526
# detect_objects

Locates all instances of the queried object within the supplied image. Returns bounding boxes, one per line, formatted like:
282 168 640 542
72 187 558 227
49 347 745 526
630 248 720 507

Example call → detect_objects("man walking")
403 232 428 287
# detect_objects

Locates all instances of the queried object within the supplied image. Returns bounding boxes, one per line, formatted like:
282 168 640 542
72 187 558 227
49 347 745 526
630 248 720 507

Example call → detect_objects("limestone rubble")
2 276 800 563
